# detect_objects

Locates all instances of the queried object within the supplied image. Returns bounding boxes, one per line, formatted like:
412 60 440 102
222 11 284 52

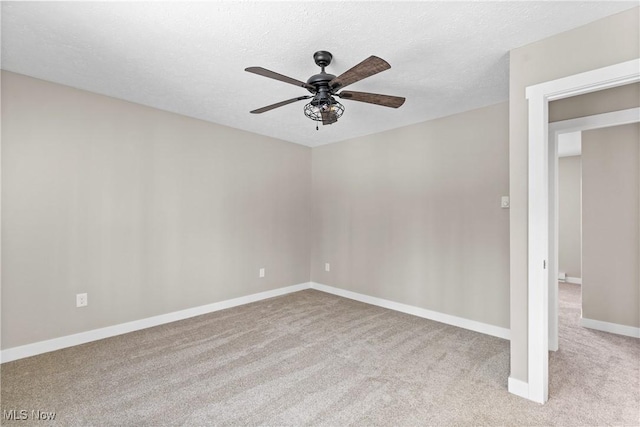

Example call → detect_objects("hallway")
548 282 639 421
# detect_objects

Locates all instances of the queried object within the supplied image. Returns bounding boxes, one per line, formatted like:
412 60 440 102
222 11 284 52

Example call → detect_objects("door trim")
524 59 640 404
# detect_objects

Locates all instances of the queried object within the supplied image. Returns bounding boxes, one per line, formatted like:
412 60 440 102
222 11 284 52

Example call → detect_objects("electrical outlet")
325 263 330 272
76 293 88 308
259 268 265 278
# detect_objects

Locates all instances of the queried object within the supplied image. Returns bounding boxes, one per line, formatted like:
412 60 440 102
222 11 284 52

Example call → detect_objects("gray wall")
558 156 582 279
311 102 510 328
509 7 639 382
4 8 639 361
1 71 312 349
582 124 639 328
552 82 639 282
3 72 511 352
549 83 640 122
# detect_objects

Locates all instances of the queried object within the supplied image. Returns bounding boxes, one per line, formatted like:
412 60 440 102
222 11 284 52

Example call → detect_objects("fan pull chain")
316 123 319 131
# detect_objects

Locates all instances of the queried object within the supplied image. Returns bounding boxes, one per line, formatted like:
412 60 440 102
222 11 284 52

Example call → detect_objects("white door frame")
525 58 640 404
548 107 640 353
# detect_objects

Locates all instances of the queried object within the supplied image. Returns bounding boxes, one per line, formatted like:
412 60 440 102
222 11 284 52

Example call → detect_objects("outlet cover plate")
76 293 88 307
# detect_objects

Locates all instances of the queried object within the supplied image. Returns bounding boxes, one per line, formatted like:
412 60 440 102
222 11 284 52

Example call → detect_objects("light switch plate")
501 196 510 209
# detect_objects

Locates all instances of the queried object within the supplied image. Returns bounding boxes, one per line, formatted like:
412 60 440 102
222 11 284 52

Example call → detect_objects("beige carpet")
1 283 638 426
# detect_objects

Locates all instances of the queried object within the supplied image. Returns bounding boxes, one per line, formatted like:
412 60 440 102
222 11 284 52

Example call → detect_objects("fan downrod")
307 51 336 92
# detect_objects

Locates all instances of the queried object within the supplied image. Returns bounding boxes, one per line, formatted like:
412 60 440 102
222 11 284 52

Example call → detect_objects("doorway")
525 58 640 404
548 107 640 352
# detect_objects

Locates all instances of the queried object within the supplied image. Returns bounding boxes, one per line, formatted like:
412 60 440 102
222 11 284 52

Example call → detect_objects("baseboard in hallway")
580 317 640 339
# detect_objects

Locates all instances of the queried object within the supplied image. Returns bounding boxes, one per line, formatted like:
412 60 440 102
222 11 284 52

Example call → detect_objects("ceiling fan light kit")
245 51 405 128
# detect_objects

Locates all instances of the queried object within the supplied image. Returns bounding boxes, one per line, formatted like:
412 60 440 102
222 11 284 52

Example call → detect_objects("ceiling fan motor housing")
307 73 336 91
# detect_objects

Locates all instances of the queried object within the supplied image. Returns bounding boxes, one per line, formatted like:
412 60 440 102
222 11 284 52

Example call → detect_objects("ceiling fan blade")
338 91 405 108
329 56 391 91
250 96 312 114
245 67 316 92
321 110 338 125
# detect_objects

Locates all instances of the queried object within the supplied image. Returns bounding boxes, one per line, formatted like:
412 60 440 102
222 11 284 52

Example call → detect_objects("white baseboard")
2 281 512 363
0 282 311 364
508 376 529 400
310 282 511 340
566 277 582 285
580 317 640 338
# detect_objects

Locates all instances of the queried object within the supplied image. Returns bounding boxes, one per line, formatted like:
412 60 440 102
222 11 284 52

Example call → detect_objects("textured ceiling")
1 1 637 147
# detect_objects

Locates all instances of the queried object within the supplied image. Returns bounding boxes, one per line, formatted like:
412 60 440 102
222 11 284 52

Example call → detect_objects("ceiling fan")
245 51 405 126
